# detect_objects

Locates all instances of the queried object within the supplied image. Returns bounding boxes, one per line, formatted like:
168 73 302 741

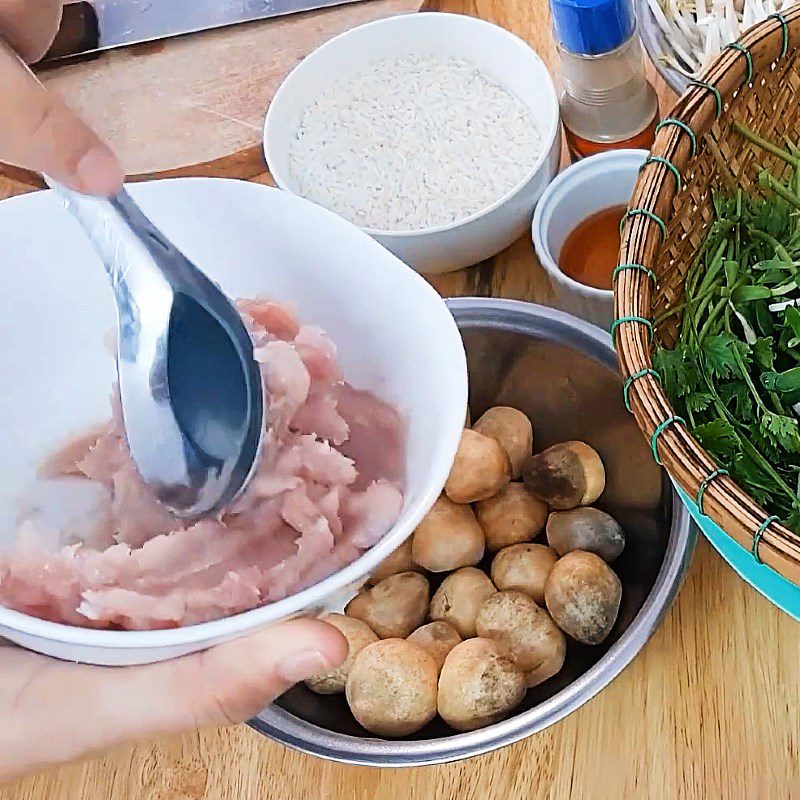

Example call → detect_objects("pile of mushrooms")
304 407 625 737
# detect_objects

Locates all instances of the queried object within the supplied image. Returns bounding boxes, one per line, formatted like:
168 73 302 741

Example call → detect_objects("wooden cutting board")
8 0 426 187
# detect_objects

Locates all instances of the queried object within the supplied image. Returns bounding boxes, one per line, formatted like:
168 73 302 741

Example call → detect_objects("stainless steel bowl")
251 299 695 766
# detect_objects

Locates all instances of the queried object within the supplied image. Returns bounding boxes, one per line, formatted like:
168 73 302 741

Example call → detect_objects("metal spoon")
46 178 264 518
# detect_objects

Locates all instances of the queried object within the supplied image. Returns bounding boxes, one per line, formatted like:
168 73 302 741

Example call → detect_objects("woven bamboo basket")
616 8 800 586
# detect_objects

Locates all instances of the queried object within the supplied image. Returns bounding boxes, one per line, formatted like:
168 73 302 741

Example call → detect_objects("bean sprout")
646 0 794 77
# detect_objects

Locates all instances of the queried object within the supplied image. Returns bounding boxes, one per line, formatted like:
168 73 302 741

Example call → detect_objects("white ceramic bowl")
0 177 467 665
532 150 648 331
264 12 561 274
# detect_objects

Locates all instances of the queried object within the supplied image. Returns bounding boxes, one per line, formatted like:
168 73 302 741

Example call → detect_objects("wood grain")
1 1 799 798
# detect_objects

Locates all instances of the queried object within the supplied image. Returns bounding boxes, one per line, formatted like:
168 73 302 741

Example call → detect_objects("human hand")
0 1 124 195
0 618 346 782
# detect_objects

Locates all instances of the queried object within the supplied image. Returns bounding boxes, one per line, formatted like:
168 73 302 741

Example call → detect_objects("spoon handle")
107 189 202 288
43 176 176 368
42 177 173 297
47 178 228 310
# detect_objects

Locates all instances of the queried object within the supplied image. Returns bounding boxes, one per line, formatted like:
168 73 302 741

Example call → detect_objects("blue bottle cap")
550 0 636 56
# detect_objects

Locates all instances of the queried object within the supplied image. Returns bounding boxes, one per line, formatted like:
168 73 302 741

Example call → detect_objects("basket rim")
615 8 800 585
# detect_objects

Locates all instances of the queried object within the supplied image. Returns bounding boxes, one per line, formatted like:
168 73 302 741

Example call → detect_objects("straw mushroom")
346 571 429 639
437 638 526 731
475 483 548 551
407 621 462 673
523 441 605 510
546 507 625 563
411 494 485 572
305 614 379 695
490 543 558 605
429 567 496 638
545 551 622 645
475 590 566 688
444 429 511 504
367 537 419 585
473 406 534 479
346 639 438 736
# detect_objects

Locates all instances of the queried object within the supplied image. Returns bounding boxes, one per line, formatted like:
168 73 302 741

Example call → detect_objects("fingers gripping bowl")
0 178 467 665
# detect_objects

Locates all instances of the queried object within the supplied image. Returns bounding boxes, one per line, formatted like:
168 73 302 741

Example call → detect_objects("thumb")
5 617 347 776
101 618 349 740
0 40 124 195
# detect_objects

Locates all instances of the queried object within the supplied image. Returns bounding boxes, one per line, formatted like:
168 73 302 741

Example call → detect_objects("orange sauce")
559 205 626 291
564 113 658 160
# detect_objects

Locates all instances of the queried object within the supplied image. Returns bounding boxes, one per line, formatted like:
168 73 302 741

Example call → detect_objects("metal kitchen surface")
43 0 370 62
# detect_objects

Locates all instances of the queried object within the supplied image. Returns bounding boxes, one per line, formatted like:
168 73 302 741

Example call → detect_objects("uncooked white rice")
287 54 543 232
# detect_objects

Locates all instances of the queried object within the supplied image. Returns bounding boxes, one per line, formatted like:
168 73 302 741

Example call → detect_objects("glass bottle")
550 0 659 160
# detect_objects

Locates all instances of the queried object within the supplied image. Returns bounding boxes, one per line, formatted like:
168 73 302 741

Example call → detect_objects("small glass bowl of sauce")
532 150 648 331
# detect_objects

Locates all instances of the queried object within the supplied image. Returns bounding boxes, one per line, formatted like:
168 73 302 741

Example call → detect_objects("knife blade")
40 0 369 64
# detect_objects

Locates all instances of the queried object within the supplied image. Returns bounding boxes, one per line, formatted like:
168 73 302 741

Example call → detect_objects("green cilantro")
752 337 776 370
760 412 800 453
693 419 740 459
652 131 800 533
652 346 700 400
702 334 750 380
719 381 755 421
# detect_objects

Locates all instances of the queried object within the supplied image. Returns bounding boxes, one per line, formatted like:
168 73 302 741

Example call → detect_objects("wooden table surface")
1 1 799 798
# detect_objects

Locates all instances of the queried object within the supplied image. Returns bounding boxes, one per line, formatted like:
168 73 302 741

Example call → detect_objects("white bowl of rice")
264 13 561 274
